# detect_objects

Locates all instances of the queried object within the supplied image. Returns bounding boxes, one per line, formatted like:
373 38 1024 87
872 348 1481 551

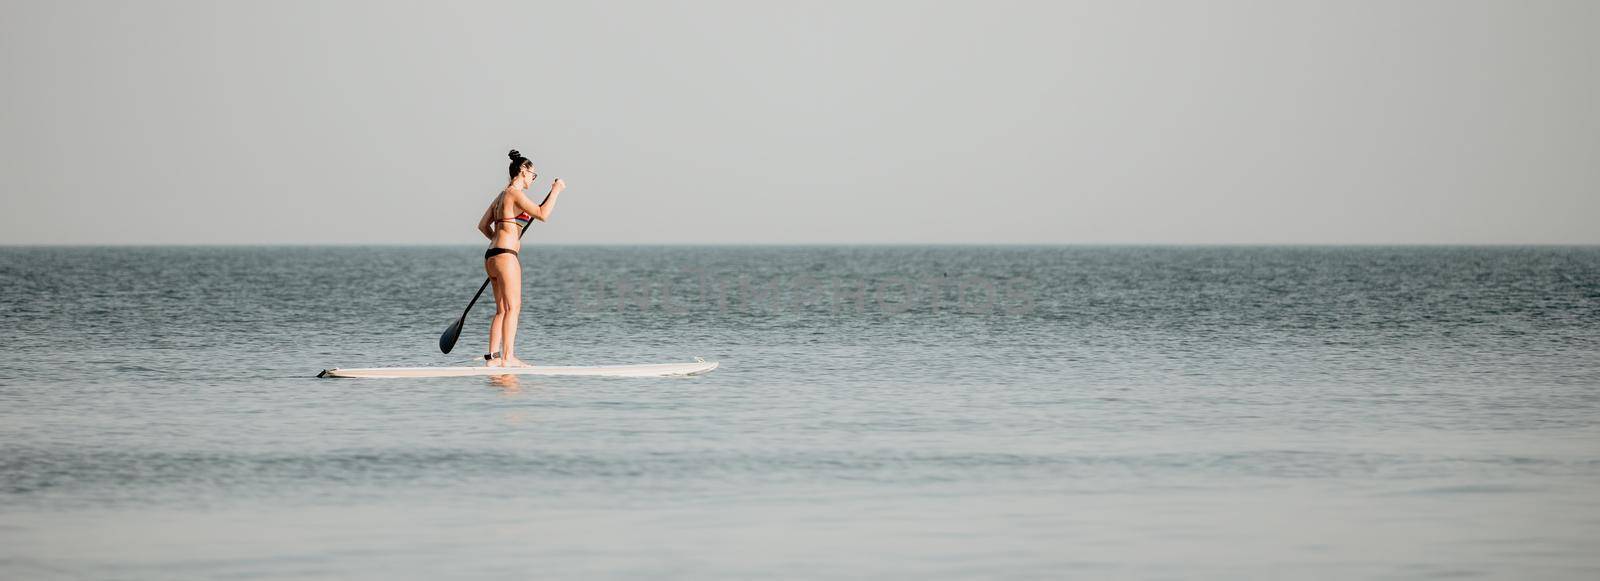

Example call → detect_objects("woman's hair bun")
507 149 522 160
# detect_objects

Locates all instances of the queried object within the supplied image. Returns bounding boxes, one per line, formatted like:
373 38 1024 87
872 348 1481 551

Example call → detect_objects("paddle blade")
439 317 464 354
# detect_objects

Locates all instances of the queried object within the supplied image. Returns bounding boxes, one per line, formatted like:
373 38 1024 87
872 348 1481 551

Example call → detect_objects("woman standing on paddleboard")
477 149 565 367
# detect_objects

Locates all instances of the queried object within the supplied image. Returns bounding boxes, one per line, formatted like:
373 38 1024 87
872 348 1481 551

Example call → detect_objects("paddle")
438 188 554 354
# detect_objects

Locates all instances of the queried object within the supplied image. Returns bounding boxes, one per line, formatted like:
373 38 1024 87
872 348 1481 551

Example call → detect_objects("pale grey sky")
1 0 1595 244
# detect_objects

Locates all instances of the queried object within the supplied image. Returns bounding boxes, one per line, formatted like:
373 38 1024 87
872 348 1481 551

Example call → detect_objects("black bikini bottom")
484 247 519 260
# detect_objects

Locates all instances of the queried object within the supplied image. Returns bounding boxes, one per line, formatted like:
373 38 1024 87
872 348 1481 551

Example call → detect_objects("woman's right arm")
514 178 566 222
476 203 496 239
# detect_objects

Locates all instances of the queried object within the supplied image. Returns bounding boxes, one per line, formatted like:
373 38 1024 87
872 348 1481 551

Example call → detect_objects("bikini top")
496 212 532 231
492 194 532 231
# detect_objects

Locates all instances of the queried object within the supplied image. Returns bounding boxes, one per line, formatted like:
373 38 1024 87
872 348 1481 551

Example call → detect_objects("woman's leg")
500 255 527 367
486 260 506 366
488 311 504 360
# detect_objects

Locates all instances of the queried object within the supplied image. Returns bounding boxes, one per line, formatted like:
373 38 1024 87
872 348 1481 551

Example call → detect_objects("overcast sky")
1 0 1594 244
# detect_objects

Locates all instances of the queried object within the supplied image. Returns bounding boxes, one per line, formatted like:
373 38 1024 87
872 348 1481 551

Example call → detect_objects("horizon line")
3 242 1598 248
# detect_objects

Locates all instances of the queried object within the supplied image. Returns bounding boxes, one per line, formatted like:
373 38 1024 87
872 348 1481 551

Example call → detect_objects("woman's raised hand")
551 178 566 194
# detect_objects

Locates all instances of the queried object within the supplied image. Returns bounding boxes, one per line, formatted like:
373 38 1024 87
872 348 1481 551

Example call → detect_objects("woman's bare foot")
503 356 531 368
486 357 505 367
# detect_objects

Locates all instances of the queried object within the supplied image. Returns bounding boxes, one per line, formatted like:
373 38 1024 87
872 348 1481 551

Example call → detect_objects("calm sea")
2 246 1597 579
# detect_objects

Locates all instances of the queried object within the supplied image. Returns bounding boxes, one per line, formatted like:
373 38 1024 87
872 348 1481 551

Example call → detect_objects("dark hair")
507 149 532 179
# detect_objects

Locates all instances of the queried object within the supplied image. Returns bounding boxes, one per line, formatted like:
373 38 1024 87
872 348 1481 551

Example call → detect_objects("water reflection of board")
319 358 718 379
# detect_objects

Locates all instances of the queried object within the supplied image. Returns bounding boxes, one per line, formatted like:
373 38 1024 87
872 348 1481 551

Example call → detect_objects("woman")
477 149 565 367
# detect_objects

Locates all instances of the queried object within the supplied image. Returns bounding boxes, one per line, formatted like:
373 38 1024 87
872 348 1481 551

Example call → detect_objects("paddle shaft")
452 278 493 333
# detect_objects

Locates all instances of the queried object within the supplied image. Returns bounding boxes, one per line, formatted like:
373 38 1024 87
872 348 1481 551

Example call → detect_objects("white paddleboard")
319 358 718 379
